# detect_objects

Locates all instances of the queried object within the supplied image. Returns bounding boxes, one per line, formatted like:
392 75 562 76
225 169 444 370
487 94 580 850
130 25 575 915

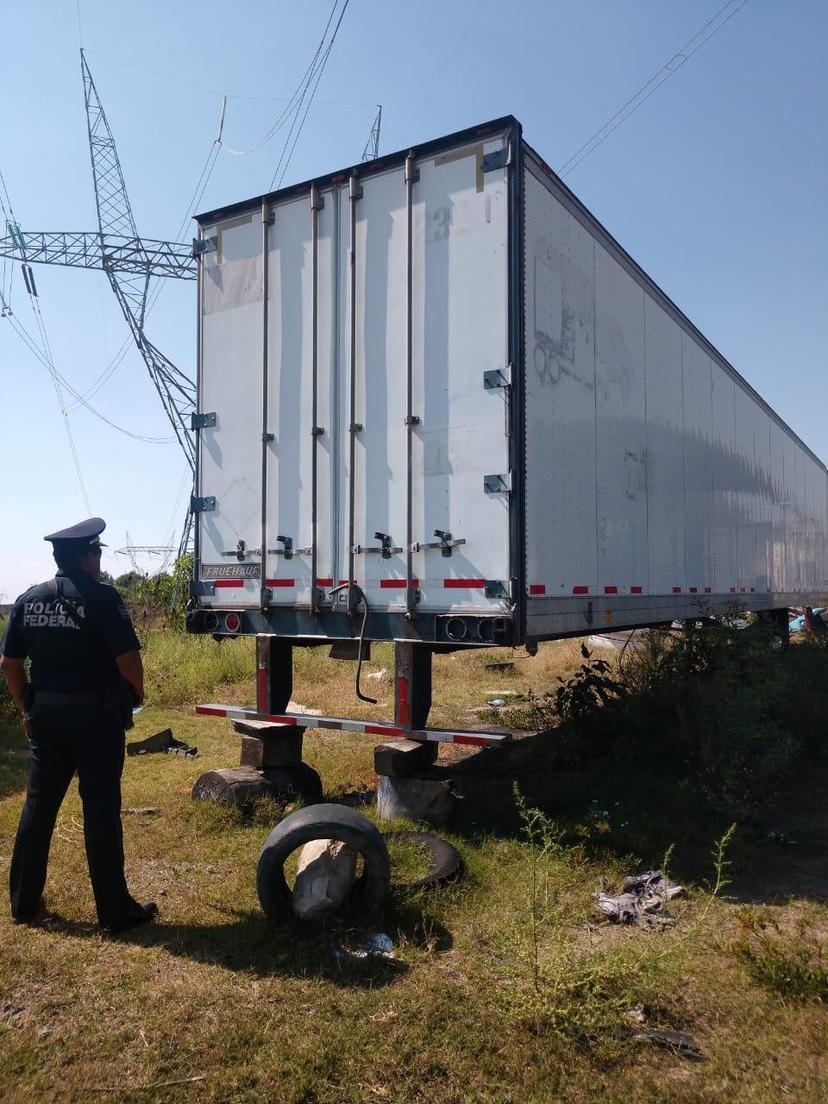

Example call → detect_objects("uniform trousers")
10 704 134 927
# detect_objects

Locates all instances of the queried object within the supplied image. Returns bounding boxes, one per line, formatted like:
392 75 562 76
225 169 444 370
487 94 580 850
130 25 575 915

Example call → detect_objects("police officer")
0 517 158 933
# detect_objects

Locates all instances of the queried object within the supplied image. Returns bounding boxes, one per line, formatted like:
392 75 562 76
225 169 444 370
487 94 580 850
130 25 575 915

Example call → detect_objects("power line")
558 0 751 179
0 164 92 508
270 0 351 190
82 47 376 107
2 287 173 440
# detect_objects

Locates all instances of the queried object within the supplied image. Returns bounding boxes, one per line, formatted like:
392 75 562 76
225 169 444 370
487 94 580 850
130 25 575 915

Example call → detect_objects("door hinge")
190 411 216 430
484 365 512 390
192 236 217 257
191 495 216 513
484 580 509 599
483 472 512 494
482 146 511 173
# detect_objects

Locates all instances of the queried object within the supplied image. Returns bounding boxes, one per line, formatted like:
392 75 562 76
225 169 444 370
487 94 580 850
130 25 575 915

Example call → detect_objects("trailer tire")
386 831 463 890
257 803 390 920
262 763 323 804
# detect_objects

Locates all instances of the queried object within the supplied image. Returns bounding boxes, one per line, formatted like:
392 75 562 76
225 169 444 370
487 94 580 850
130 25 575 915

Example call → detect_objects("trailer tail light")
224 612 241 634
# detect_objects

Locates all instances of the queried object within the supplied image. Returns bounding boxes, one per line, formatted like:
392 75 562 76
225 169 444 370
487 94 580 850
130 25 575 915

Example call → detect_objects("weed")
731 909 828 1002
553 644 624 731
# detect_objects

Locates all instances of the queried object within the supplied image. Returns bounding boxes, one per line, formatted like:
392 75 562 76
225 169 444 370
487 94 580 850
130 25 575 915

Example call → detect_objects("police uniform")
1 518 155 931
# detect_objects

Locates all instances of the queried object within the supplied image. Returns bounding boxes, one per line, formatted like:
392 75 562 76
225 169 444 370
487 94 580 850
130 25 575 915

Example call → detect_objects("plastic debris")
595 870 683 927
336 932 395 963
486 699 506 707
633 1027 701 1059
127 729 198 759
364 668 389 684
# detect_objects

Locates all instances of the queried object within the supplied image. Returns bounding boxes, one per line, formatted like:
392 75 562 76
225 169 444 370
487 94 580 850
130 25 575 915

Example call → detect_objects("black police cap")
43 517 108 548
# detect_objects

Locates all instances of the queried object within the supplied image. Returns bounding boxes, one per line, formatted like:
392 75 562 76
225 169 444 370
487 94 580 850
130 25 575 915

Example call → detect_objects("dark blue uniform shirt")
0 571 140 693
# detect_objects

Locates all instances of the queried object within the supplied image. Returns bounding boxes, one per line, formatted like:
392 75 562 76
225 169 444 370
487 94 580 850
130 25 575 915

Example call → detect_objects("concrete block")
292 839 357 919
377 774 455 826
374 738 438 778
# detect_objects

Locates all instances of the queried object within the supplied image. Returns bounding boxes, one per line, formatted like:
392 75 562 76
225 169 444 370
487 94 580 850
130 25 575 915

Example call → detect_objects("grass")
1 634 827 1102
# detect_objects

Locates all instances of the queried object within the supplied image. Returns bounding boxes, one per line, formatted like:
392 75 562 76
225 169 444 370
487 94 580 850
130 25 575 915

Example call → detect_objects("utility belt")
29 686 136 730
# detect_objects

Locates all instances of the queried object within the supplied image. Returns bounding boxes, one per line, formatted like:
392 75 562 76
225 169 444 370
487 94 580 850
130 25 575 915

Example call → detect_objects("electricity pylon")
81 50 196 473
361 105 382 161
0 50 198 557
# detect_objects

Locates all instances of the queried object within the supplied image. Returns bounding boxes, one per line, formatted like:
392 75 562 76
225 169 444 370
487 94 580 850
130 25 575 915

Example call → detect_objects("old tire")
262 763 323 804
257 803 390 920
387 830 463 890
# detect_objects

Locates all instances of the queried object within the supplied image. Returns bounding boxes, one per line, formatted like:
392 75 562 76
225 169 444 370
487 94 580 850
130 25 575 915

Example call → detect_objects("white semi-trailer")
189 116 827 741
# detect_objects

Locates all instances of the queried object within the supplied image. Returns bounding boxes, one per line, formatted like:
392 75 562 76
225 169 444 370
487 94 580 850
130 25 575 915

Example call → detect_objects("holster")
104 684 136 731
21 684 34 715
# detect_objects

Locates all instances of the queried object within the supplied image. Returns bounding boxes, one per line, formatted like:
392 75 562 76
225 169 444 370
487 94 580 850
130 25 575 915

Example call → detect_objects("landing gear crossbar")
194 703 511 748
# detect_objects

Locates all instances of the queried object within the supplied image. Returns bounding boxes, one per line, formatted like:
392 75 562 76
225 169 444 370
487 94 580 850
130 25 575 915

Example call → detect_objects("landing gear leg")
257 636 293 714
394 643 433 730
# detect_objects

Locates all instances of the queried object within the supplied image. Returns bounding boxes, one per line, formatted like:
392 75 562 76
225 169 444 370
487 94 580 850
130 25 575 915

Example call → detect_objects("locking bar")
412 530 467 557
355 532 403 559
268 535 312 560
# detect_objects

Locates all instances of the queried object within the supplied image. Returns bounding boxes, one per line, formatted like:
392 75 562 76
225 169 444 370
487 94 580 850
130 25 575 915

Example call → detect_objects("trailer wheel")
386 831 463 890
256 803 390 920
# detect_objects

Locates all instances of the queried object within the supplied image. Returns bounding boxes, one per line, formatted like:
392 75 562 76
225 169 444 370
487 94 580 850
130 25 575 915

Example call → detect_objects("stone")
374 738 438 778
292 839 358 920
376 775 455 826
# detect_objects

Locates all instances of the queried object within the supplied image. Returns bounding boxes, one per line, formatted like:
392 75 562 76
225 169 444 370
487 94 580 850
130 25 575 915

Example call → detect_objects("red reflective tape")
263 715 299 726
529 584 546 595
257 665 267 712
729 588 736 593
338 579 357 586
266 578 295 588
397 675 409 726
750 587 755 593
704 587 712 593
214 579 245 589
740 588 746 593
454 733 496 747
689 587 698 593
195 705 227 717
630 586 643 594
443 578 485 589
672 587 682 593
380 578 419 589
317 577 333 587
365 723 404 737
604 586 618 594
573 586 588 595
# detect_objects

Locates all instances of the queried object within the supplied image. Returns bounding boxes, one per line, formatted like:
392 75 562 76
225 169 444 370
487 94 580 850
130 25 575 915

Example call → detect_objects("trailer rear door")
195 128 515 618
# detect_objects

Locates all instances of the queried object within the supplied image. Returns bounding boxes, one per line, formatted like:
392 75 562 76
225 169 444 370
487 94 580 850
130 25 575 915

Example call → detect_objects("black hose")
326 582 377 705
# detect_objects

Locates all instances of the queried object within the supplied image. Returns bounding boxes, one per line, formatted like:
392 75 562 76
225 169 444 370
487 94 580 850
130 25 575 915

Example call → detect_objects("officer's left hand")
23 716 32 742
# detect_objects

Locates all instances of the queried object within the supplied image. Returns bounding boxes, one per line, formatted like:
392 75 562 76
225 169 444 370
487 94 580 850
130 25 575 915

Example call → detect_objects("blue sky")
1 0 826 598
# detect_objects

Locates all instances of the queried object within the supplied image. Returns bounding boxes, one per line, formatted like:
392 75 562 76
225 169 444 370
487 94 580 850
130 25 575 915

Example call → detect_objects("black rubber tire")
386 830 463 890
262 763 323 804
256 803 390 920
